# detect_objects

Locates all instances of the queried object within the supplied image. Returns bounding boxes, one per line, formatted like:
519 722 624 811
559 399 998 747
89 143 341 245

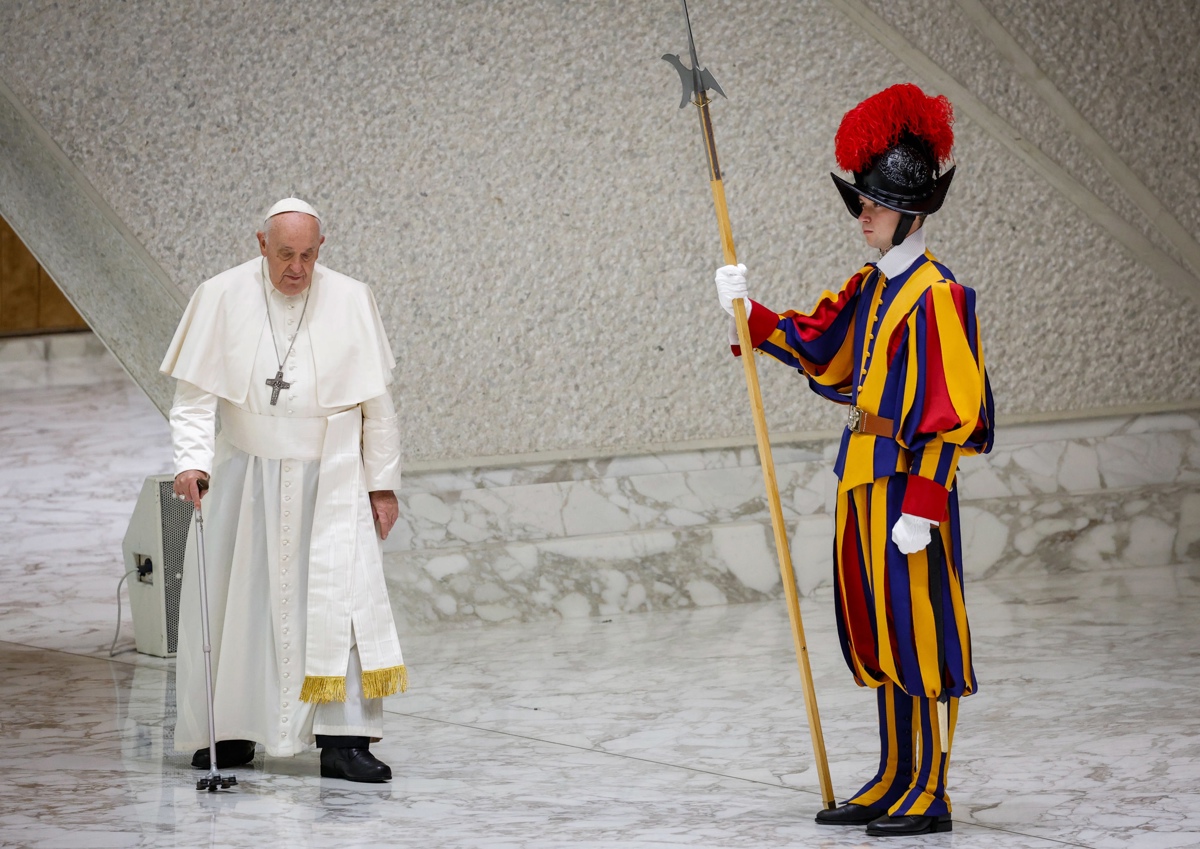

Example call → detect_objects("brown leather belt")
846 405 894 437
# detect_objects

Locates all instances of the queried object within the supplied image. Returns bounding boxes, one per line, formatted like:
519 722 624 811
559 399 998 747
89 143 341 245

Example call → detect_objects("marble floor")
2 351 1199 849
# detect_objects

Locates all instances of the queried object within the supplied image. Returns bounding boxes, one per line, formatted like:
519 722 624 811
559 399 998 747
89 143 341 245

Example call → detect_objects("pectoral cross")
265 369 291 406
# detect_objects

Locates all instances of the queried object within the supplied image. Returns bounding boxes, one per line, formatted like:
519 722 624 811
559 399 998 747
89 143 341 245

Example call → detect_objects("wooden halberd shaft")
693 92 836 809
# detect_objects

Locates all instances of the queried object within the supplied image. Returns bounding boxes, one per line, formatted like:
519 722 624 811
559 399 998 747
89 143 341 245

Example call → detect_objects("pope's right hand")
715 264 751 317
174 470 209 509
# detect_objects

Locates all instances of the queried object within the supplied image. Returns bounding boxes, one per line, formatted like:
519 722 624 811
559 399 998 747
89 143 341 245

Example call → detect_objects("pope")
714 84 994 837
161 198 406 782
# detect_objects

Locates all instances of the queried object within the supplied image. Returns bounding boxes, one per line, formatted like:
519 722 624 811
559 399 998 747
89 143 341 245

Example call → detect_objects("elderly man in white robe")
161 198 406 783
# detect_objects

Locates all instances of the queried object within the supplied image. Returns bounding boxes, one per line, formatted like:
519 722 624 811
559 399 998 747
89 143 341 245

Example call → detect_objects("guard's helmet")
830 84 956 244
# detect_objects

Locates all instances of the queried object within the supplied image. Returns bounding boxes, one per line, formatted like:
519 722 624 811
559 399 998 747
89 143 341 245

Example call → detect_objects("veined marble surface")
2 564 1198 848
0 331 128 392
386 410 1200 629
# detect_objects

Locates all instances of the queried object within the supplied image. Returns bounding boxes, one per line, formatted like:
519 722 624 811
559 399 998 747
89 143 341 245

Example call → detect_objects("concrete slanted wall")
1 1 1199 466
383 408 1200 631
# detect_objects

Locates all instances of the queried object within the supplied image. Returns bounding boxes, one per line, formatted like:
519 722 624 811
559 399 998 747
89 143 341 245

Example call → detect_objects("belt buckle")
847 405 865 434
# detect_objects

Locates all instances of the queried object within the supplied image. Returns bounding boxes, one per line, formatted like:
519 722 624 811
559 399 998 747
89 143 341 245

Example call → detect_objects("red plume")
834 83 954 173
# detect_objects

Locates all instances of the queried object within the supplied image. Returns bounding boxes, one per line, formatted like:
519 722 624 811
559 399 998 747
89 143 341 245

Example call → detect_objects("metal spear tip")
662 53 726 109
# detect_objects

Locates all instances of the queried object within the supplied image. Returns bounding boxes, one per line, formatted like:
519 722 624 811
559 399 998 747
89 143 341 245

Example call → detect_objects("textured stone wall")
383 409 1200 631
1 0 1198 464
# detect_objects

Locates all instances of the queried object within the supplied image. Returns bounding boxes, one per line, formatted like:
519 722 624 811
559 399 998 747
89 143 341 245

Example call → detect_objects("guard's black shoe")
190 740 256 770
320 747 392 783
866 813 953 836
815 802 887 826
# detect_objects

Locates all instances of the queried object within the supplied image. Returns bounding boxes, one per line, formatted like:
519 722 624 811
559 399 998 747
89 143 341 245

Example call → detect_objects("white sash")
220 402 405 702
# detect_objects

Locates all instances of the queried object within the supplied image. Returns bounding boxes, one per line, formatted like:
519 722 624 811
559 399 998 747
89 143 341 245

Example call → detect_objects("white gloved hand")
891 513 937 555
715 264 751 318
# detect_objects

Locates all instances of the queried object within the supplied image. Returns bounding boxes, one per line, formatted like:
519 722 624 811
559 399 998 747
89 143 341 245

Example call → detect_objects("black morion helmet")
830 84 956 245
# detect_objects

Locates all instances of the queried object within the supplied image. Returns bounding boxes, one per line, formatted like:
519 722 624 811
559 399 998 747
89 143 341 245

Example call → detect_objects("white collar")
876 226 927 279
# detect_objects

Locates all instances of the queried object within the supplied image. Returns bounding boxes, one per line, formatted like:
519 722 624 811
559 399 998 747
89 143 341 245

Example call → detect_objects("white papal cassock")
161 258 405 756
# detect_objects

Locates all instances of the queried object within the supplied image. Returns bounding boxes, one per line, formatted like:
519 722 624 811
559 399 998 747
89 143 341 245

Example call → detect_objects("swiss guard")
713 83 994 837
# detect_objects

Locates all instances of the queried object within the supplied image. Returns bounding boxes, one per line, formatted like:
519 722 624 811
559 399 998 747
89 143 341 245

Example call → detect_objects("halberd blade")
662 53 726 108
663 0 726 108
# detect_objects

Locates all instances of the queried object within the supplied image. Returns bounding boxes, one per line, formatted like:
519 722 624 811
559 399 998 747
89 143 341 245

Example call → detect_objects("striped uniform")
737 232 993 816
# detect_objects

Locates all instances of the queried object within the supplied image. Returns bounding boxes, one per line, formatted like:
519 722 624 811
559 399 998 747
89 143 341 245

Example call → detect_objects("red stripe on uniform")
792 273 862 342
950 282 968 332
917 290 960 434
840 503 880 672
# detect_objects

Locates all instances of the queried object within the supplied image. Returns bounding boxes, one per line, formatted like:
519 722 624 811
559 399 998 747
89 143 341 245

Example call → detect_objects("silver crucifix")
265 369 291 406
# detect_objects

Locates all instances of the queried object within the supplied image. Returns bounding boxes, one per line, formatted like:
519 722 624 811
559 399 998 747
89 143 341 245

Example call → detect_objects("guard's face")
257 212 324 296
857 197 902 252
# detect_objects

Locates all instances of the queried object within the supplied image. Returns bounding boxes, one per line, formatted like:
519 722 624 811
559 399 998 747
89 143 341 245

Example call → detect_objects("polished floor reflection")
2 358 1199 848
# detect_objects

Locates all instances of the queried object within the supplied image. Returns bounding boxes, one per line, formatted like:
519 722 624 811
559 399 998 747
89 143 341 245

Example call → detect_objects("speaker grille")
157 480 192 655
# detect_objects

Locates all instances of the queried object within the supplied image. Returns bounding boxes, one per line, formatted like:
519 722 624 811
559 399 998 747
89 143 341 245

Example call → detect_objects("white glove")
891 513 937 555
715 264 752 318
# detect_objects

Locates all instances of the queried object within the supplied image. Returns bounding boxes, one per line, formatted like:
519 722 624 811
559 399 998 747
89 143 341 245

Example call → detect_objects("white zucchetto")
263 197 322 229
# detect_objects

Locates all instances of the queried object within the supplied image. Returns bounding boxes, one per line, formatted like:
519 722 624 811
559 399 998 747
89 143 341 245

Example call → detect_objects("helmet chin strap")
892 213 916 246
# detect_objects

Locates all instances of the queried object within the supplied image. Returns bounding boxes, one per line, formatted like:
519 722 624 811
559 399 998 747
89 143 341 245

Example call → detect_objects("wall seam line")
953 0 1200 278
825 0 1200 307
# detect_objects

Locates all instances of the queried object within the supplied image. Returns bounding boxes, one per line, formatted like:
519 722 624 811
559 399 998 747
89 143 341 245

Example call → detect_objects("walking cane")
663 0 835 809
191 478 237 792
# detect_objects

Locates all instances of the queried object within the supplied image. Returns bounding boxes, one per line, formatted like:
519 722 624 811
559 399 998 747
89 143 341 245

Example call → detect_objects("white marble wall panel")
0 332 126 391
386 409 1200 630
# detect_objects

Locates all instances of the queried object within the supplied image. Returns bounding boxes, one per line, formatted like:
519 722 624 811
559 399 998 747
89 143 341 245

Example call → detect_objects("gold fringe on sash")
299 675 348 704
362 665 408 699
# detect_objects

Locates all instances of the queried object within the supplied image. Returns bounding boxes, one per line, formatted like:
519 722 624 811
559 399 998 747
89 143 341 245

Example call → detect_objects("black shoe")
815 802 887 826
191 740 256 770
320 747 392 783
866 813 953 836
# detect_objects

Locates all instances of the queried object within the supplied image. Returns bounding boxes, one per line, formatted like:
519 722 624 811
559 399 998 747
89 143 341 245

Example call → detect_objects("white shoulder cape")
160 258 395 407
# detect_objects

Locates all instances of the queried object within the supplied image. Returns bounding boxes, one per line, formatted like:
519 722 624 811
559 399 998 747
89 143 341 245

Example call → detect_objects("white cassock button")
282 583 289 591
284 495 292 502
283 687 290 694
283 628 289 635
283 701 289 708
284 465 291 473
283 671 290 678
288 304 295 310
282 716 289 723
281 732 287 739
284 481 291 488
283 538 290 546
284 511 291 518
282 554 289 561
283 525 290 532
282 614 288 621
288 318 295 325
283 643 290 650
284 658 289 664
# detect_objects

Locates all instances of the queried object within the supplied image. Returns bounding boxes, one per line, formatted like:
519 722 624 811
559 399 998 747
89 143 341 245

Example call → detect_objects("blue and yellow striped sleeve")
892 280 994 520
733 268 869 399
